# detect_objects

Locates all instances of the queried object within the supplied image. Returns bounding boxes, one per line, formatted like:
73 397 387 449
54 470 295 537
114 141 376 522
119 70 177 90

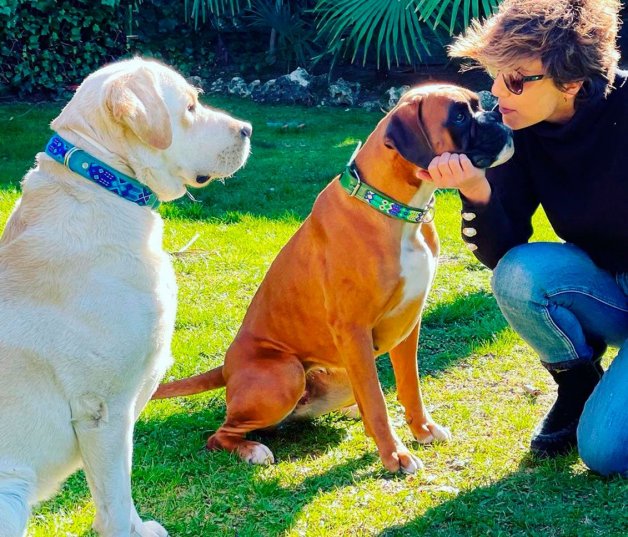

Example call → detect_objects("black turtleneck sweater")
460 71 628 275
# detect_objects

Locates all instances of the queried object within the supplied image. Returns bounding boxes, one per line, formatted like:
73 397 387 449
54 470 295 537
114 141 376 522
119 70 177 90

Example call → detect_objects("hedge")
0 0 128 98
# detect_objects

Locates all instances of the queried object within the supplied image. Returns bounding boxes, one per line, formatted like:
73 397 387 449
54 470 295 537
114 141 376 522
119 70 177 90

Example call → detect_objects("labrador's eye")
187 103 196 113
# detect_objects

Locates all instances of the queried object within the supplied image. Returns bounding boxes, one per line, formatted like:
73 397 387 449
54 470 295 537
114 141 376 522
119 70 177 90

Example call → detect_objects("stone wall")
189 68 497 112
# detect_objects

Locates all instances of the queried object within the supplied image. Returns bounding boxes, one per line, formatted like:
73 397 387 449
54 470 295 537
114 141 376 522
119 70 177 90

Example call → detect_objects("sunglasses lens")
503 72 524 95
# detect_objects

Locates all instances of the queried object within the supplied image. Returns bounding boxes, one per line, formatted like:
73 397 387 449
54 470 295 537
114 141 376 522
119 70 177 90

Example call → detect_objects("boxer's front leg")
389 322 451 444
330 323 422 474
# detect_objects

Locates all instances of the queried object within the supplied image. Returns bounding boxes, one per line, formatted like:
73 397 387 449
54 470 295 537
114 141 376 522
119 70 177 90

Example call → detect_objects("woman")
420 0 628 476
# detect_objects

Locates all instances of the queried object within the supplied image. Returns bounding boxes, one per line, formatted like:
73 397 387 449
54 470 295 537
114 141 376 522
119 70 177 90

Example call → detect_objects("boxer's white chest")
398 226 436 304
385 188 437 318
400 187 436 299
375 222 436 349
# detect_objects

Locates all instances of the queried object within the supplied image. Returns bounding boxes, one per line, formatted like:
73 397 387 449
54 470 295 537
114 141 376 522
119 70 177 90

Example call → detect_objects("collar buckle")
420 205 435 224
63 146 81 168
349 169 362 197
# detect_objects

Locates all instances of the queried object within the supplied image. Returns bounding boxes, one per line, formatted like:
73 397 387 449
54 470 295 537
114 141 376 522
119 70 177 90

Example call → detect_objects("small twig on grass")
266 121 306 131
522 383 542 397
8 103 43 121
171 233 201 256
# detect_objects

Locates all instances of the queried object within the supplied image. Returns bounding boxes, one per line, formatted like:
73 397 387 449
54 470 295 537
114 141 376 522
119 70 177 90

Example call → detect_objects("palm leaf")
407 6 429 58
184 0 251 29
416 0 501 33
374 2 398 68
350 2 388 65
465 0 473 29
416 0 444 22
313 0 503 69
314 0 432 68
398 5 411 63
432 0 451 30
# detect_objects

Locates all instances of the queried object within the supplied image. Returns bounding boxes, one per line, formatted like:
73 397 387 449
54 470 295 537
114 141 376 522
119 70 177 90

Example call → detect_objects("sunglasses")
488 70 545 95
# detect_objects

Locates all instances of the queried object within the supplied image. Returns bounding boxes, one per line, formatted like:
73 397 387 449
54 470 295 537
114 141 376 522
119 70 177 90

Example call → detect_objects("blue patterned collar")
44 134 160 209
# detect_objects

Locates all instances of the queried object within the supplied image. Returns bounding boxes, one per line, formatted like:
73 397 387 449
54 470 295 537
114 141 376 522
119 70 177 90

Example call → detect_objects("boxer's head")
384 84 514 170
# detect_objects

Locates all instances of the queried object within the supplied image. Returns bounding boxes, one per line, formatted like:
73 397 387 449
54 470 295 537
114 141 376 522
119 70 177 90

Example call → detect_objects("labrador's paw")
132 520 168 537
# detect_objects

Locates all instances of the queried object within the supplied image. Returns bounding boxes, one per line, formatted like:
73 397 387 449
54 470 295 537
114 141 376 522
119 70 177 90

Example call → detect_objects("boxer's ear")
384 100 434 169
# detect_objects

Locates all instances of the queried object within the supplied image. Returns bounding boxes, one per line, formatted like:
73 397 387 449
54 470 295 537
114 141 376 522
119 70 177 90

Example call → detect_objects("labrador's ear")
384 100 434 169
106 68 172 150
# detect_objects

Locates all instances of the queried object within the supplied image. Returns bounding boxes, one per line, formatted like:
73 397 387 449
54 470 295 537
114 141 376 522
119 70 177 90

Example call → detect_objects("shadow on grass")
41 414 628 537
131 407 382 537
122 292 513 535
421 290 509 373
377 455 628 536
377 290 510 394
32 402 358 537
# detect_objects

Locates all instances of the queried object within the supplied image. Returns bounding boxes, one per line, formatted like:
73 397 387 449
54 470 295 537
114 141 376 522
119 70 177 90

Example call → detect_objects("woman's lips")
499 106 515 115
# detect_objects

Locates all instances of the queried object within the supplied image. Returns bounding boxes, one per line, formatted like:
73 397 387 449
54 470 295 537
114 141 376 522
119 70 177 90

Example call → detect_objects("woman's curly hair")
449 0 621 101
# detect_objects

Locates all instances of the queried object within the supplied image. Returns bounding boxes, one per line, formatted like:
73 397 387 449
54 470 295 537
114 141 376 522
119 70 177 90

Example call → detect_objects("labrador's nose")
240 123 253 138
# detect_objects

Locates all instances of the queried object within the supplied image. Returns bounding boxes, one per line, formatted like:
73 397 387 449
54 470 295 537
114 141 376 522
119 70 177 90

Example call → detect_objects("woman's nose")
491 73 509 99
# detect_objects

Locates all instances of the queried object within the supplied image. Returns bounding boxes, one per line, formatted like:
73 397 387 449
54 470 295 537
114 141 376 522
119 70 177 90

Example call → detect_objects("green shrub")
0 0 127 98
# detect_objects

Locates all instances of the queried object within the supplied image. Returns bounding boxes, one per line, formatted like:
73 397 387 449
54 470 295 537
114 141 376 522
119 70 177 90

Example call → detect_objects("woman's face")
490 58 580 130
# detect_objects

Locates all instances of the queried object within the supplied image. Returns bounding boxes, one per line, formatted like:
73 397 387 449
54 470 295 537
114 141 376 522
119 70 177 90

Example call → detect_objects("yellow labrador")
0 58 250 537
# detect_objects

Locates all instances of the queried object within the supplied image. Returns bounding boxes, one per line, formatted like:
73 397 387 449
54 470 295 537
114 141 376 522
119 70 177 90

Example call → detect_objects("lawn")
0 95 626 537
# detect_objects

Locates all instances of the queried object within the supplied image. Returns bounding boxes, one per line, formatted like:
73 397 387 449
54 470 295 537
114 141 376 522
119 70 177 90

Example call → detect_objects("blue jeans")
491 242 628 476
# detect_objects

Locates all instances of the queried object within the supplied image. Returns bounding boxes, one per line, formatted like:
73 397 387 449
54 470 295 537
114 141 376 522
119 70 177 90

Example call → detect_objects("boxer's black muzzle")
464 110 513 169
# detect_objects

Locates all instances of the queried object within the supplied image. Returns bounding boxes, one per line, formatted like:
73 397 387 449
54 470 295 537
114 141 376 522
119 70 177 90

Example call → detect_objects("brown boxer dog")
154 84 513 474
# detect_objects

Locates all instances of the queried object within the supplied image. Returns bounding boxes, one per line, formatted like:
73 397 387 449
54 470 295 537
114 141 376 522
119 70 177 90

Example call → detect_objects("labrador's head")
51 58 251 201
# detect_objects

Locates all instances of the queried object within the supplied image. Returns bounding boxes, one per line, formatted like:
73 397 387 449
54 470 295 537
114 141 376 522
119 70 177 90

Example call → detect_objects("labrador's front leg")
71 394 167 537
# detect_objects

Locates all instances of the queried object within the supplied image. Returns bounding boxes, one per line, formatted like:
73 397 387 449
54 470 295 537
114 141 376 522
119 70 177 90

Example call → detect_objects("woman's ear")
563 80 584 97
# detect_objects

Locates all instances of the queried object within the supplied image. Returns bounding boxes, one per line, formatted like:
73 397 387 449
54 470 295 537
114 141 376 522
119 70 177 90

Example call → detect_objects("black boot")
530 361 603 458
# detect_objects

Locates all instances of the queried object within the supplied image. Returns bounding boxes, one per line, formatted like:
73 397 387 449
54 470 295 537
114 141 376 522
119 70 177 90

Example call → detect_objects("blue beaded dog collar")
44 134 160 209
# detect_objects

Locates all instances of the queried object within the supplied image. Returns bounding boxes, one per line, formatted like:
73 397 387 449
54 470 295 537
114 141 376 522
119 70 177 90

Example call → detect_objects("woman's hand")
418 153 491 205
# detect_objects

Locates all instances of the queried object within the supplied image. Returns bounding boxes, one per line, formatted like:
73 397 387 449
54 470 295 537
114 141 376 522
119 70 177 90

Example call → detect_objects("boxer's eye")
453 112 466 124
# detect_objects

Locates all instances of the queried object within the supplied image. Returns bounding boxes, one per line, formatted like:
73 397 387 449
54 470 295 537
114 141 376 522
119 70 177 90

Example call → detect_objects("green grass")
0 97 626 537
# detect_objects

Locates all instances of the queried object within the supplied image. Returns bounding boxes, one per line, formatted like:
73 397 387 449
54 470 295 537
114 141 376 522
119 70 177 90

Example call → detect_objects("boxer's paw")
396 448 424 475
380 445 424 475
237 441 275 465
412 420 452 444
429 421 452 442
379 434 424 475
339 404 360 420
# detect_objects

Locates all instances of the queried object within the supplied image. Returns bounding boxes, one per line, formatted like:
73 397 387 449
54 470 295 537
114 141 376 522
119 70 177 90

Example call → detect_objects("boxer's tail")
152 366 225 399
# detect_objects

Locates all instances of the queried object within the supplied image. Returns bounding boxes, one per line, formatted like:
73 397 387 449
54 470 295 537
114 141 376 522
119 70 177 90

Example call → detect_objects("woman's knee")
491 242 594 305
577 342 628 477
578 423 628 477
491 243 551 305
